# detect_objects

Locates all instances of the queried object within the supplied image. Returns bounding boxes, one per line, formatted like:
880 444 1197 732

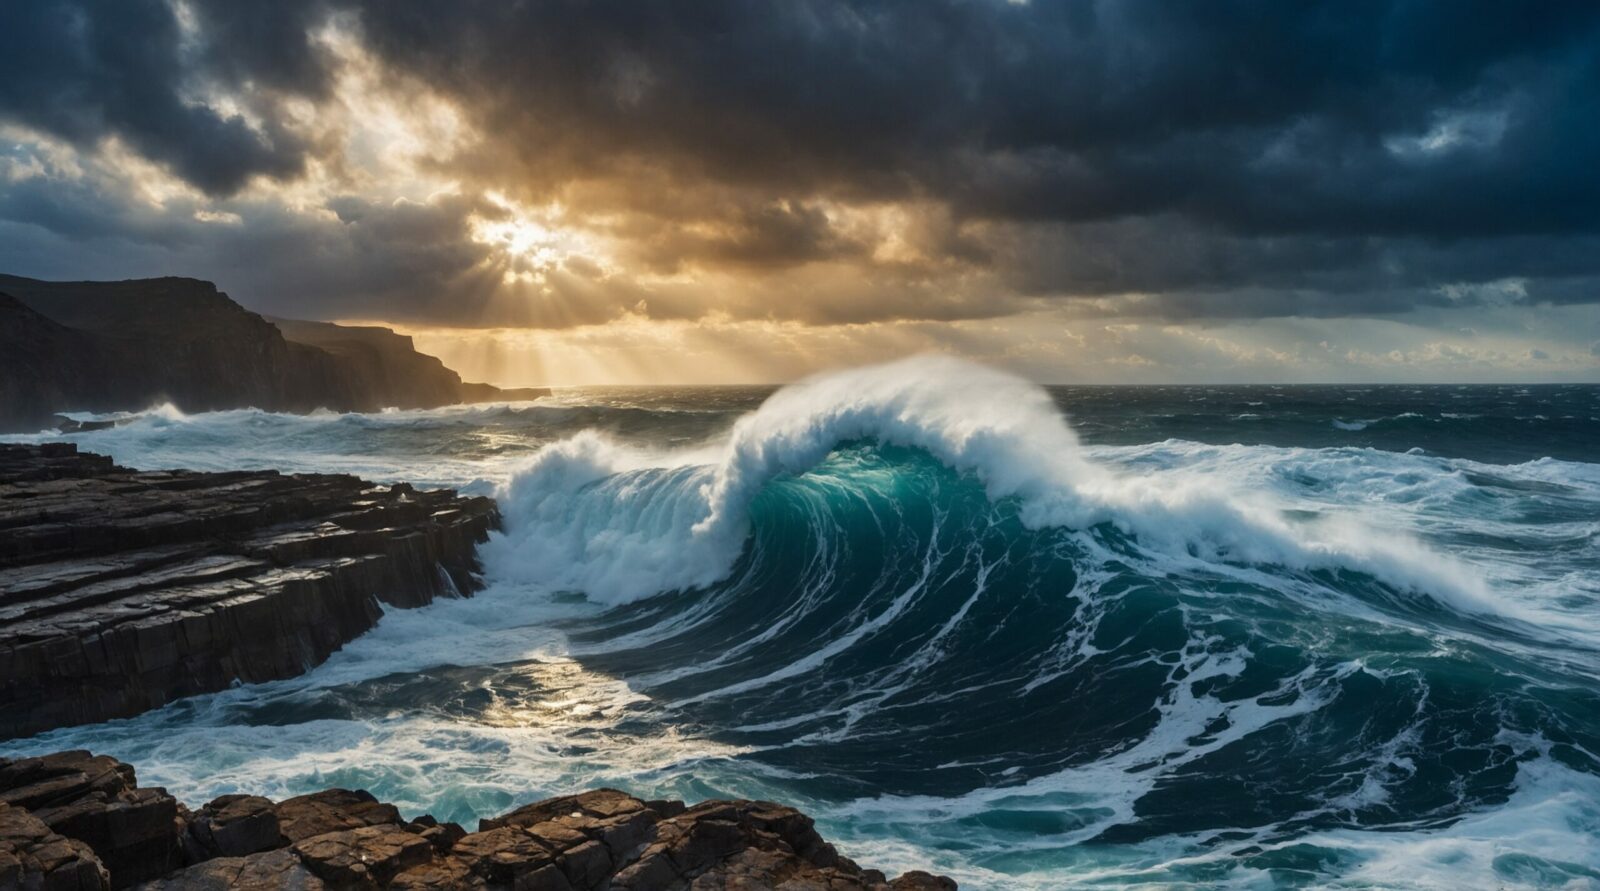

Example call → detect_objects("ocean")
5 357 1599 889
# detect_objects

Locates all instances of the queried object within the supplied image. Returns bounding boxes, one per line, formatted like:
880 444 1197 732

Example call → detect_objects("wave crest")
490 356 1493 610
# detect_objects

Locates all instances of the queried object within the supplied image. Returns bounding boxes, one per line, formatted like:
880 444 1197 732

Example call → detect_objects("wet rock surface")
0 751 954 890
0 443 498 738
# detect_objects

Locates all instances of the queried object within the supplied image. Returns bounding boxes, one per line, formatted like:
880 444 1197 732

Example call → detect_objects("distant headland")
0 274 548 433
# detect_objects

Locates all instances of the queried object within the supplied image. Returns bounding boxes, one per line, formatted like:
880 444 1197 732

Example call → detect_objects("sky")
2 0 1598 385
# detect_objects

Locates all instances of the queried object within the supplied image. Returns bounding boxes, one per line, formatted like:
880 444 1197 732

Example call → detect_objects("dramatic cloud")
0 0 310 194
0 0 1597 380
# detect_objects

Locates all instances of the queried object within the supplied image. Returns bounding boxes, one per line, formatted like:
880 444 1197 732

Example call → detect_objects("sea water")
5 358 1599 889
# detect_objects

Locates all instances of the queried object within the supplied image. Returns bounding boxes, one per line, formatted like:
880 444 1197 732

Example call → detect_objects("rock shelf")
0 443 498 739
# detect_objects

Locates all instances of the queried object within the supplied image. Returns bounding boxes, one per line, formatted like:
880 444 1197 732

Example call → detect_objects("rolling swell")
486 358 1600 884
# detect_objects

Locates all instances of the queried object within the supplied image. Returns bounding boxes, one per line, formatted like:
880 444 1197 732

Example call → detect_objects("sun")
469 191 609 285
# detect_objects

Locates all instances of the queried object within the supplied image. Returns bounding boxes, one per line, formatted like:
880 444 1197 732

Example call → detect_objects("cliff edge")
0 275 550 431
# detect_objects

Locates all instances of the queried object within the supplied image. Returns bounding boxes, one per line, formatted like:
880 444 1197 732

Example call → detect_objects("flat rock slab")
0 443 498 738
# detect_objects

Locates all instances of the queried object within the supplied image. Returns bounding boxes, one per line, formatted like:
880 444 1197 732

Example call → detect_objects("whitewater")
5 358 1600 889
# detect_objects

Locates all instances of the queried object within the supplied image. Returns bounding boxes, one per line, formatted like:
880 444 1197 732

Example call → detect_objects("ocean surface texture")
6 359 1599 890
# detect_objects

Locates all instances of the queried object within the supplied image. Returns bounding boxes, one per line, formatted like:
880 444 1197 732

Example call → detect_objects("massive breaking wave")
489 356 1490 610
477 358 1600 885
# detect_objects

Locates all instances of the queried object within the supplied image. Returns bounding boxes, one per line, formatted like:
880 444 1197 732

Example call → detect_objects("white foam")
1291 750 1600 890
2 400 548 491
489 356 1497 612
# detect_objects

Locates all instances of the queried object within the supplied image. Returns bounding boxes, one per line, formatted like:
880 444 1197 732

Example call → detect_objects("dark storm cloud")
184 1 334 97
0 0 308 195
994 216 1600 312
630 200 867 273
2 0 1599 323
338 0 1600 236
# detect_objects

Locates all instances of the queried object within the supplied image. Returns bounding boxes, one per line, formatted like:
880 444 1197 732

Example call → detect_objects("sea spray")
489 356 1491 610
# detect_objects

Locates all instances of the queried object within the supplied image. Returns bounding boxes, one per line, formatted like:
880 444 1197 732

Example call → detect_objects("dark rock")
889 870 960 890
594 811 656 862
665 815 746 874
0 293 109 435
0 444 499 738
183 796 281 861
479 789 652 832
266 319 549 411
556 839 611 890
0 801 111 890
132 849 323 890
0 275 549 432
386 858 481 890
273 792 400 844
456 382 549 404
409 822 463 855
0 751 181 888
1 750 954 890
449 827 557 885
643 799 687 820
514 863 574 891
290 825 433 886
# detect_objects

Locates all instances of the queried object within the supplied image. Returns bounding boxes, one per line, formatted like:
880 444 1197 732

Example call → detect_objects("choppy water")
5 359 1600 890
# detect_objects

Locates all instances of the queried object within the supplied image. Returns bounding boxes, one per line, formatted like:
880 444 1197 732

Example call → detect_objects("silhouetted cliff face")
0 293 110 429
267 317 466 409
0 275 549 431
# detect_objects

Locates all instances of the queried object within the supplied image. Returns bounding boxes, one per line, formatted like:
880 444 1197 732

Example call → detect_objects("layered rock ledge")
0 750 955 890
0 443 498 739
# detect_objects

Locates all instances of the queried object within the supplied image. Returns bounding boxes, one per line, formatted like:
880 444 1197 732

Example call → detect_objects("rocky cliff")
0 443 499 738
0 750 955 890
0 275 550 432
0 294 111 433
267 319 550 408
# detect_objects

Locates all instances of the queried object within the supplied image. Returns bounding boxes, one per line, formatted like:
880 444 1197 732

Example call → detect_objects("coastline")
0 442 957 888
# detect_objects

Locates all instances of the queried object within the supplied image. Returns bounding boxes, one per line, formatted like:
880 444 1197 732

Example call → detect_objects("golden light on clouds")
372 306 1600 389
469 193 612 287
3 0 1595 385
